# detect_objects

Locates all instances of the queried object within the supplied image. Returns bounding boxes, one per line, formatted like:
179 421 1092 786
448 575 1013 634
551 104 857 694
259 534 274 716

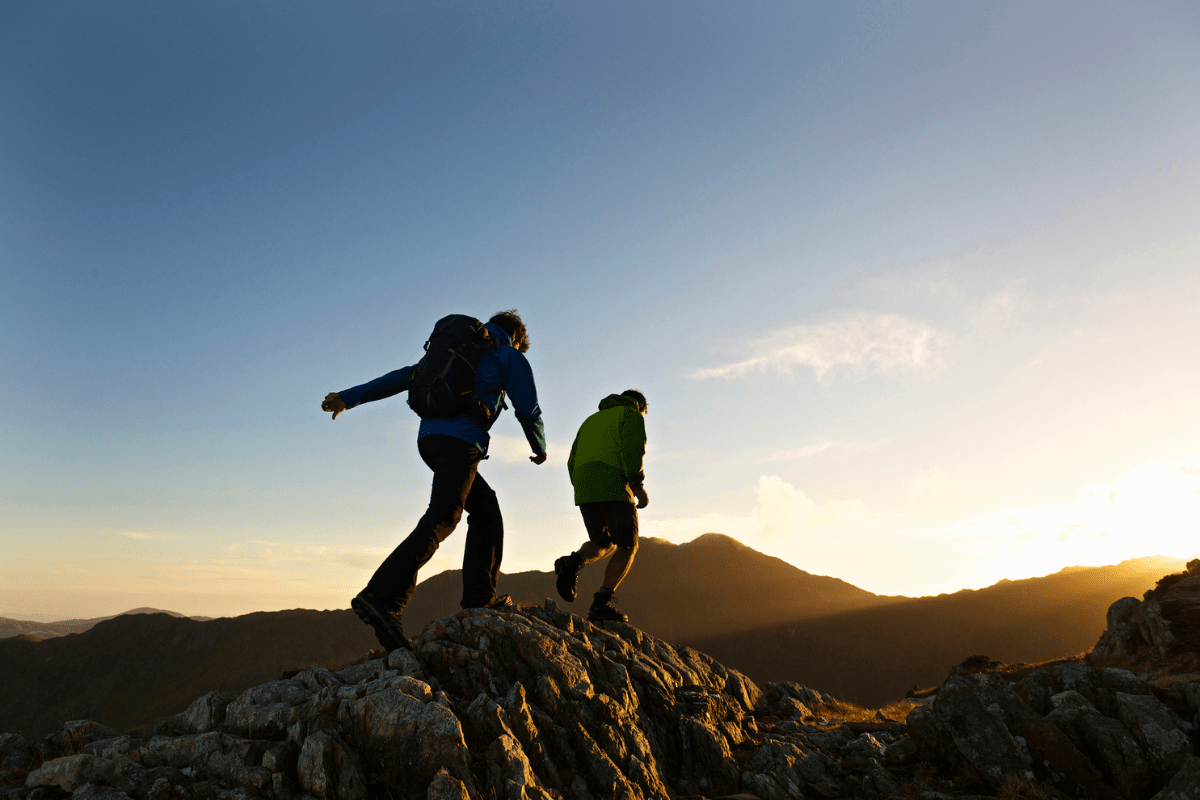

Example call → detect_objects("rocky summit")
4 597 1200 800
1090 558 1200 664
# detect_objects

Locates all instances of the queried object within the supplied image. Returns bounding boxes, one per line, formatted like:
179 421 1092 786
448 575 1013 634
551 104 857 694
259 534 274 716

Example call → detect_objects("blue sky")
3 1 1200 619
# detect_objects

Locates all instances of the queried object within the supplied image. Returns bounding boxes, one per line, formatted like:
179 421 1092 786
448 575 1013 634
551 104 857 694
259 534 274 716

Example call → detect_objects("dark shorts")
579 500 638 549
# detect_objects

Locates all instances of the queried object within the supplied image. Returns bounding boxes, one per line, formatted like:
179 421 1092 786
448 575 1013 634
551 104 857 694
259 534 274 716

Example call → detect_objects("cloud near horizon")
925 457 1200 579
642 456 1200 595
642 474 870 546
693 313 949 382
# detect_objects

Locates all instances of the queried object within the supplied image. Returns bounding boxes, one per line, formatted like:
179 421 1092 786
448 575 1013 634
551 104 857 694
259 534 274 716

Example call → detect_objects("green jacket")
567 394 646 505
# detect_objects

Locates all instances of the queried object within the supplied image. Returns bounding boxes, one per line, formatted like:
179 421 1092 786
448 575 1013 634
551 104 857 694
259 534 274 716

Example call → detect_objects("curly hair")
488 309 529 352
621 389 647 413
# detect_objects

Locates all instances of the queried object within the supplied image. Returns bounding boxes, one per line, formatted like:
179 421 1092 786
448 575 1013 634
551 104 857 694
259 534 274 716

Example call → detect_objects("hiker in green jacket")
554 390 648 623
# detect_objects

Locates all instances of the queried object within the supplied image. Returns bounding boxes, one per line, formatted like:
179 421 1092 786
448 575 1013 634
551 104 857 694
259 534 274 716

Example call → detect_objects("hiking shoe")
554 554 583 602
463 594 513 610
352 591 408 651
587 592 628 623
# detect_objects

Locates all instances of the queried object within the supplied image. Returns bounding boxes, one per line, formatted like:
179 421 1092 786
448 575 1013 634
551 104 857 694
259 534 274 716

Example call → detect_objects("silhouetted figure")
322 310 546 650
554 390 648 623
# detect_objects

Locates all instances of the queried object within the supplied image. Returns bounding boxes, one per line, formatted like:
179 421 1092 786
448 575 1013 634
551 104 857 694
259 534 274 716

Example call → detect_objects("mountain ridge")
0 608 213 642
0 534 1182 738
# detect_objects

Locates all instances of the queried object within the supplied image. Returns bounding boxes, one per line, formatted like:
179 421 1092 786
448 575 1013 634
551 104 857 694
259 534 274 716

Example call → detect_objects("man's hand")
322 392 346 420
632 484 649 509
529 452 547 465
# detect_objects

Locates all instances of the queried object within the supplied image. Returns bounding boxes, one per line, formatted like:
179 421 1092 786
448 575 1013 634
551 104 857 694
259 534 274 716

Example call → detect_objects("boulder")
923 676 1034 788
24 755 115 792
163 693 236 736
1092 597 1147 660
296 730 366 800
1152 755 1200 800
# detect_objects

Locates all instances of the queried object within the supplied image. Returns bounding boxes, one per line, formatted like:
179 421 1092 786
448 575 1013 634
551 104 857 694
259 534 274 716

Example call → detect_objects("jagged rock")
1078 711 1156 799
675 713 739 796
24 755 116 792
426 768 470 800
1114 693 1192 779
163 693 237 736
296 730 365 800
334 671 474 797
46 724 123 758
1093 597 1148 659
946 654 1005 678
756 682 828 721
916 675 1034 788
223 681 312 740
71 785 132 800
131 732 271 792
485 734 548 800
852 758 900 800
1016 669 1058 715
883 735 917 765
1135 601 1176 658
1152 755 1200 800
740 740 811 799
80 738 132 761
1092 564 1200 662
0 733 38 787
14 598 1200 800
1158 575 1200 654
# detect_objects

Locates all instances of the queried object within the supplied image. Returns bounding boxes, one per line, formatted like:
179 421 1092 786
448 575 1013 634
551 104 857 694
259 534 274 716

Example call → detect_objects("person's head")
621 389 647 415
488 309 529 353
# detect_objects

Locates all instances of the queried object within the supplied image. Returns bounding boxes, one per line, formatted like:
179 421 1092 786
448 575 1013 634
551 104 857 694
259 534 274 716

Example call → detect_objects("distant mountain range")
689 554 1184 707
0 534 1181 736
0 608 213 641
402 533 889 641
0 609 376 738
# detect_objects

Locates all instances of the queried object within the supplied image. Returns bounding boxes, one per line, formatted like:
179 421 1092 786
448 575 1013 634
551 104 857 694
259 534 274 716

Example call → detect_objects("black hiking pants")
365 434 504 612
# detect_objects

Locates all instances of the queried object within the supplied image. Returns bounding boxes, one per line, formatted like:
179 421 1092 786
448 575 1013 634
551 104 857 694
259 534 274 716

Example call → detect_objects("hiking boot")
587 591 628 623
463 594 513 610
554 554 583 602
352 591 408 651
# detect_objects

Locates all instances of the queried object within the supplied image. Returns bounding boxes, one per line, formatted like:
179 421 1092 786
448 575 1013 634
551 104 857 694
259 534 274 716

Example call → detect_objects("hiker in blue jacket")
321 310 547 651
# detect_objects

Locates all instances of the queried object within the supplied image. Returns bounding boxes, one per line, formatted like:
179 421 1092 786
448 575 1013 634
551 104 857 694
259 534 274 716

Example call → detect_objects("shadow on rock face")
6 594 1200 800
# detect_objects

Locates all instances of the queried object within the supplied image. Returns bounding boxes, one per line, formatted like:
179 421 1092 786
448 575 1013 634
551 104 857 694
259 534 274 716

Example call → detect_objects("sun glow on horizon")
642 455 1200 597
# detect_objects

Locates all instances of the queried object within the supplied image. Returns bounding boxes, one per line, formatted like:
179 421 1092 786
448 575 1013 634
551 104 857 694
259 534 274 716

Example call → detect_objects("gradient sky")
3 1 1200 620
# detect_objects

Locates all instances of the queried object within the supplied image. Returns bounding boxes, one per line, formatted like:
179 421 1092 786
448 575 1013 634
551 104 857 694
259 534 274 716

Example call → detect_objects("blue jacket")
337 322 547 458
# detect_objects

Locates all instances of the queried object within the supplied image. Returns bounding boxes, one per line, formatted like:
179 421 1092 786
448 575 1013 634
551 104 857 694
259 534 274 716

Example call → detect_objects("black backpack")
406 315 498 422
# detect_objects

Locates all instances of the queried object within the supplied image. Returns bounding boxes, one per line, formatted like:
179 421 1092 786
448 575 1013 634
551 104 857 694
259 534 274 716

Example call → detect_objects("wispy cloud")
694 313 949 381
643 474 870 544
119 531 167 541
640 455 1200 596
760 437 890 463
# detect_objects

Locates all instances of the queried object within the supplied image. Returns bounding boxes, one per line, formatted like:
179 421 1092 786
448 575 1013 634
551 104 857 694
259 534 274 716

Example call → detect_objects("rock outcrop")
909 661 1200 799
1092 559 1200 661
4 599 1200 799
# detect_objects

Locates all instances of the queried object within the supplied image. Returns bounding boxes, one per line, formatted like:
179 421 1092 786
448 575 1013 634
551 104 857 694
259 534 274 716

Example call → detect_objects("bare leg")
601 542 637 591
576 541 616 565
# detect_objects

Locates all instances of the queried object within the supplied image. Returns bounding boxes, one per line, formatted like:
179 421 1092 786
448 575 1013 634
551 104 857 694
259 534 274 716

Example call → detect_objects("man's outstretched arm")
322 366 416 420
